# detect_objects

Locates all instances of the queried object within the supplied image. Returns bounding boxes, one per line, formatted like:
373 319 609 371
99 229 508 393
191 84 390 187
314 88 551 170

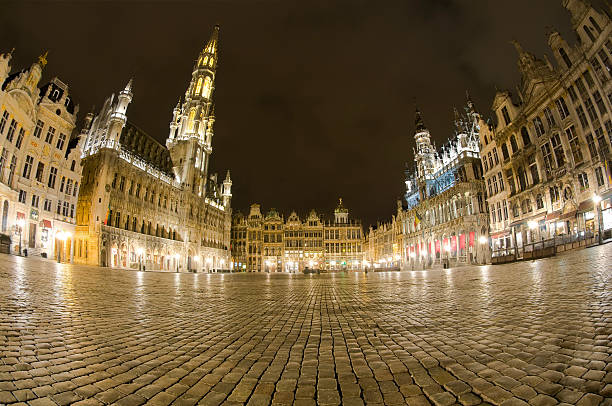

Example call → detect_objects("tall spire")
415 107 427 133
195 25 220 71
168 25 221 195
510 39 526 56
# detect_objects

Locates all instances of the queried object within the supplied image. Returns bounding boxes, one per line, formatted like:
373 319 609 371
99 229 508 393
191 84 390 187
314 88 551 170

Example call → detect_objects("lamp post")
17 218 24 256
593 195 602 245
410 252 415 271
193 255 200 273
478 235 488 264
137 248 144 271
56 230 70 263
174 253 180 272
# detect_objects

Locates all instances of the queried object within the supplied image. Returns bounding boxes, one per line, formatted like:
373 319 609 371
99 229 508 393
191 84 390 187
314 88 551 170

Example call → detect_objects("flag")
414 211 422 228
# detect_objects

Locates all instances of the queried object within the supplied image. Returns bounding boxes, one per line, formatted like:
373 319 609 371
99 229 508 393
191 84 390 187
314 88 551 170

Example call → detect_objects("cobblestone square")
0 245 611 405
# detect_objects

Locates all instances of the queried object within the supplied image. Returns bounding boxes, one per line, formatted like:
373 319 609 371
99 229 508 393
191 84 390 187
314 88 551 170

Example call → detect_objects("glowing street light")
528 221 538 230
16 218 25 256
56 230 71 263
593 195 602 244
137 248 144 271
478 235 488 244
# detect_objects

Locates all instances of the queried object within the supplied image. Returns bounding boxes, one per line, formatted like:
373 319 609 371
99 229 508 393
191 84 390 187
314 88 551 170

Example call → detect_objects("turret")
0 49 13 84
413 107 436 179
107 78 133 145
222 170 232 207
334 198 349 224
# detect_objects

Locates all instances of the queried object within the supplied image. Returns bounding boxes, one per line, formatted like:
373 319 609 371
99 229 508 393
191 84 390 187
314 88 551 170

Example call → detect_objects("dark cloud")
0 0 579 227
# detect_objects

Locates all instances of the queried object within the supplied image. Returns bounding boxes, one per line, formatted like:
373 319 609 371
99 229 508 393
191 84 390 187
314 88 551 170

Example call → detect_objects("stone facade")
365 202 406 270
231 199 363 272
75 26 232 271
0 51 82 261
484 0 612 257
401 99 490 269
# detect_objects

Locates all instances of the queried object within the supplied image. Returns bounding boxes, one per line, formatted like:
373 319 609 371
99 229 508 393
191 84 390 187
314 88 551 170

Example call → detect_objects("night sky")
1 0 578 228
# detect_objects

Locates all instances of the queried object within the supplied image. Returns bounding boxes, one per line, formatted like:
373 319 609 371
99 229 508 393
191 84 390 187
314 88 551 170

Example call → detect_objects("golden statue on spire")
38 51 48 68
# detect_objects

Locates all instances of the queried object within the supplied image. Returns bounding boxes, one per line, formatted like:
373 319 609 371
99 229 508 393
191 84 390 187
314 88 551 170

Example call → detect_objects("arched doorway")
121 243 127 268
111 243 119 267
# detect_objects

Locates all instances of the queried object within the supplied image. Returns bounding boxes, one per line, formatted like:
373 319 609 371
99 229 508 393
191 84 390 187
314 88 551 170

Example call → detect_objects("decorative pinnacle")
123 77 133 94
510 39 524 56
415 107 427 133
37 51 48 68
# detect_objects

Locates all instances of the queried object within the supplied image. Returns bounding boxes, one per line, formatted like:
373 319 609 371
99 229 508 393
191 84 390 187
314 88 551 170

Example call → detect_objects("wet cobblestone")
0 245 611 405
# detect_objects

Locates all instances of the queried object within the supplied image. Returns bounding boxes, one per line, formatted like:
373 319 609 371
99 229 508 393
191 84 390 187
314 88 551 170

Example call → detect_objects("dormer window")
589 16 601 34
559 48 572 69
501 106 511 126
583 25 596 42
50 89 61 101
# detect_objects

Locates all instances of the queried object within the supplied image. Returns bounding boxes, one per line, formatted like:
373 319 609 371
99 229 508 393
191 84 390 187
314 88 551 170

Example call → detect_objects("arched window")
202 56 208 66
501 144 509 160
589 17 601 33
195 77 203 95
559 48 572 68
536 194 544 210
510 135 519 153
520 127 531 146
187 109 196 132
583 25 596 42
203 77 212 99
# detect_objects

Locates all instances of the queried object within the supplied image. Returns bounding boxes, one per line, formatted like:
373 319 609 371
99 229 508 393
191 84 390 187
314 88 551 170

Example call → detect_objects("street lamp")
16 218 24 256
593 195 602 245
137 248 144 271
410 252 416 271
174 253 180 272
56 230 70 263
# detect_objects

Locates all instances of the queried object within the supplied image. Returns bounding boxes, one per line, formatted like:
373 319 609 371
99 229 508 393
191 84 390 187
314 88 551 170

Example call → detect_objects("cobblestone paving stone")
0 244 611 406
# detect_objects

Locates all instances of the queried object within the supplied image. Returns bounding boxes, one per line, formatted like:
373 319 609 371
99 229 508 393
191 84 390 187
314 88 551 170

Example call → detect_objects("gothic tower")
414 107 435 180
167 25 219 197
222 170 232 207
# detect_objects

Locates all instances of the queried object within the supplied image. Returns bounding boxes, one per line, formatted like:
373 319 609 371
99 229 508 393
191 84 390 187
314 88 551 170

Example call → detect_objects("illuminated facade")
365 201 405 269
0 51 82 261
484 1 612 256
232 199 363 272
75 26 232 271
402 99 490 269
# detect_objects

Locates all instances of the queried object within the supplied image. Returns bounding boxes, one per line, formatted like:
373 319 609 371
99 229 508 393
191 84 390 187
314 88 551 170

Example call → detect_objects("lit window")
203 77 212 99
195 77 203 95
187 110 196 132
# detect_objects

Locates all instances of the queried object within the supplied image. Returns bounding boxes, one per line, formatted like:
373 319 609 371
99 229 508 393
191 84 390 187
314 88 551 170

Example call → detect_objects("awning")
546 211 561 221
558 210 577 221
600 189 612 200
41 220 52 229
490 231 510 238
16 212 25 220
577 200 594 213
510 213 545 228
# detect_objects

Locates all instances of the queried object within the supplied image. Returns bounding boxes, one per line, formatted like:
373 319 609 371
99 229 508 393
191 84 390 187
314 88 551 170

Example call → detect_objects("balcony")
110 112 127 122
